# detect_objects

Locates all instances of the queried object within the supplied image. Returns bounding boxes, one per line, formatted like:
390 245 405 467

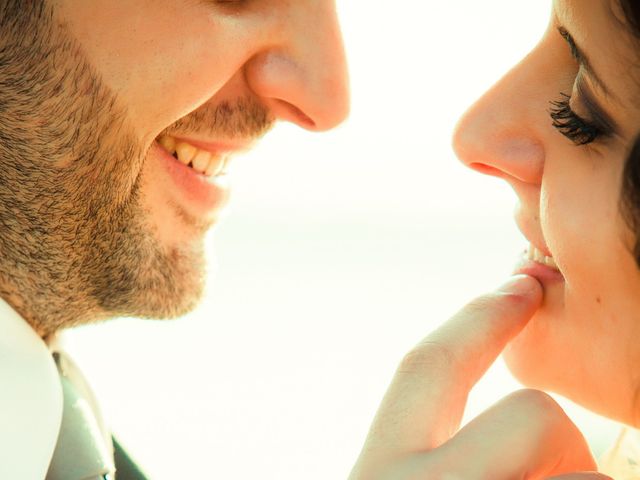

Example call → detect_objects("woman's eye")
549 93 602 146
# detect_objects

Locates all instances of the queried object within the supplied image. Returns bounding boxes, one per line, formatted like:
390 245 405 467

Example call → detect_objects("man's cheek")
122 46 251 136
56 2 241 132
119 15 264 131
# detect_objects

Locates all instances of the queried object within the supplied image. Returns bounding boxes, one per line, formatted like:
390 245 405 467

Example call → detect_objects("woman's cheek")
499 185 585 389
540 164 599 290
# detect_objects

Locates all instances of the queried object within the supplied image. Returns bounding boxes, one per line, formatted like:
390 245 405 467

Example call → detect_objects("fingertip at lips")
498 274 543 296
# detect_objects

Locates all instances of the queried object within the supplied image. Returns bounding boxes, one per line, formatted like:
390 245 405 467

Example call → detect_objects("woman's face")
453 0 640 426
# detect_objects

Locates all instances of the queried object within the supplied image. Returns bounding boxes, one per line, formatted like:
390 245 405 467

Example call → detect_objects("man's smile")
151 138 232 218
159 135 230 177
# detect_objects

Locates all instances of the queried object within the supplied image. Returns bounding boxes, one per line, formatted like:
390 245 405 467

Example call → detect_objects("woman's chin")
501 301 634 425
502 313 557 392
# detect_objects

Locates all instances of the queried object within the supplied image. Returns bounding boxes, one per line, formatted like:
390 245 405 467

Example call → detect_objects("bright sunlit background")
64 1 624 478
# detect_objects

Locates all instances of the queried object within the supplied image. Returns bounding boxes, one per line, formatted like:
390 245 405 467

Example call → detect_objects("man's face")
0 0 349 334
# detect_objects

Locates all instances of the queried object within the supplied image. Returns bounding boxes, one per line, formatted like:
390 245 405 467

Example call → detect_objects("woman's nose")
245 2 350 132
451 63 545 186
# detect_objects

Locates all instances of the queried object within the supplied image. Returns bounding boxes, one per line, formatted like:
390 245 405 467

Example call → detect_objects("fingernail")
497 274 539 295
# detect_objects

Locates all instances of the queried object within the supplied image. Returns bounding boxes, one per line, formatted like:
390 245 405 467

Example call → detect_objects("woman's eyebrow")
557 26 617 102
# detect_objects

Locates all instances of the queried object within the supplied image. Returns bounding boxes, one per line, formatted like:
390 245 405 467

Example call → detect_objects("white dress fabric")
598 426 640 479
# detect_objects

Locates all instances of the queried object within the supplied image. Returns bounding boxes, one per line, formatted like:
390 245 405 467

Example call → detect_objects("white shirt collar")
0 297 63 478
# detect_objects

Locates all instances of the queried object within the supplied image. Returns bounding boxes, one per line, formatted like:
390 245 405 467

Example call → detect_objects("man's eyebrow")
557 26 615 100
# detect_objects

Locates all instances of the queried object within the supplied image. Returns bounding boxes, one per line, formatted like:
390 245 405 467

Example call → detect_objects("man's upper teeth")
158 135 226 177
527 244 558 270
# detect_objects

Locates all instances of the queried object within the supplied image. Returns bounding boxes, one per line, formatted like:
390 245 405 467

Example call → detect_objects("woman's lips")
513 244 565 284
151 140 231 218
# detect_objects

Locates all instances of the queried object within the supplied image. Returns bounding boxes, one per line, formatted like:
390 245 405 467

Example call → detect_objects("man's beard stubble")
0 1 272 335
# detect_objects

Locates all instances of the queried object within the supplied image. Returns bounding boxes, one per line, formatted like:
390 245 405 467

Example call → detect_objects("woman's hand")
349 275 612 480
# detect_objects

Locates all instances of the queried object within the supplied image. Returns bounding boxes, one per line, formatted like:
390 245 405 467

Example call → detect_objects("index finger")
354 275 542 470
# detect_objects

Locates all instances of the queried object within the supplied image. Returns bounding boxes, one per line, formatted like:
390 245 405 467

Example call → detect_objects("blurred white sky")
64 2 624 479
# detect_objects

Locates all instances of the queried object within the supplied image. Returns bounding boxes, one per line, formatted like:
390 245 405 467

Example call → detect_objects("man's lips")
156 133 256 179
171 135 254 155
151 136 233 218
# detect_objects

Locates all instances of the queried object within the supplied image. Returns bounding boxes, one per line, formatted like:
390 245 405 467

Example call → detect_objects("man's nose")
451 64 545 186
244 2 350 132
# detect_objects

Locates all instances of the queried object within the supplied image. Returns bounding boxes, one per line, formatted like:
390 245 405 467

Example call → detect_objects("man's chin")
123 280 206 321
93 241 209 322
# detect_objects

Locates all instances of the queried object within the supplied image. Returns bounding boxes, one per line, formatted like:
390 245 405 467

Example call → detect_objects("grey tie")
45 351 116 480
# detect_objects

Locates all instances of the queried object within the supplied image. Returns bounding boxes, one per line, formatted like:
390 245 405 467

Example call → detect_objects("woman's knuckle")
462 295 496 315
377 453 466 480
505 388 566 423
397 341 458 375
507 388 556 408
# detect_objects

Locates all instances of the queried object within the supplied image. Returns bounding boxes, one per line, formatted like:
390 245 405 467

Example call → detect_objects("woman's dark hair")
618 0 640 265
619 0 640 34
622 138 640 263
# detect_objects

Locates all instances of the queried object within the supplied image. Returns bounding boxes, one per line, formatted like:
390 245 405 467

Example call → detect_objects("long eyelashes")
549 93 601 145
